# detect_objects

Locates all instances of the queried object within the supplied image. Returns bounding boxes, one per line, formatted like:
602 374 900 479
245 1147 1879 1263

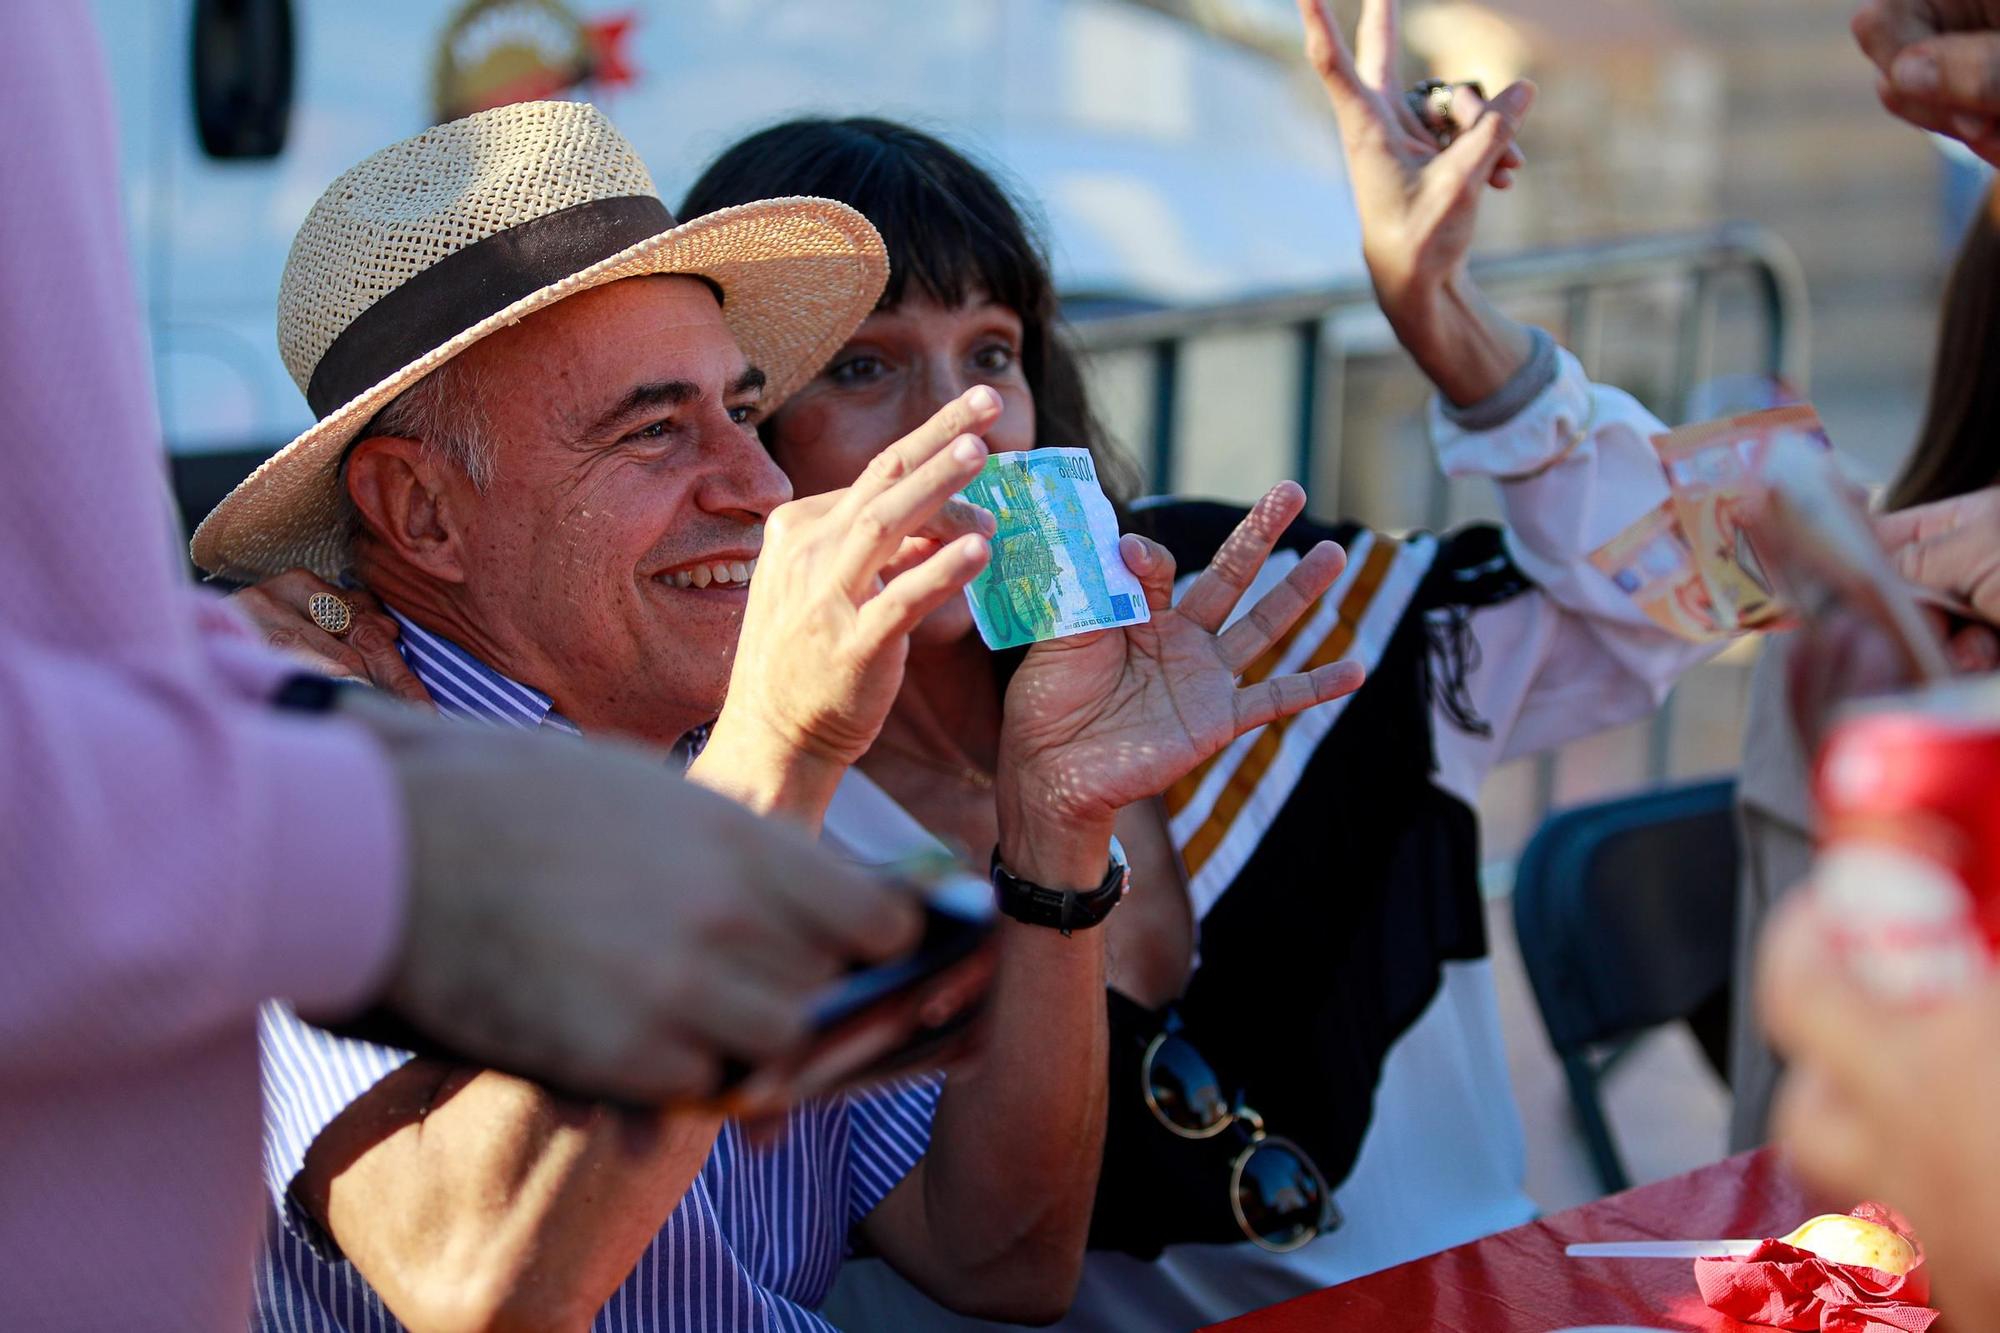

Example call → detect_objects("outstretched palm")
998 483 1364 826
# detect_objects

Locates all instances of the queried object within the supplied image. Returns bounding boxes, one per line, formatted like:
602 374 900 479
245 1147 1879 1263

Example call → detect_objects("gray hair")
335 357 497 569
369 357 498 490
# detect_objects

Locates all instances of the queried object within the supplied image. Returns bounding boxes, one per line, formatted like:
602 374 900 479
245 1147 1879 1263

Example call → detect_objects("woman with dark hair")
679 115 1140 504
1885 184 2000 514
231 2 1716 1324
1731 177 2000 1152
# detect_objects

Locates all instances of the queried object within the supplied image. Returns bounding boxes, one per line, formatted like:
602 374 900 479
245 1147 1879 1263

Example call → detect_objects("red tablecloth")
1203 1148 1937 1332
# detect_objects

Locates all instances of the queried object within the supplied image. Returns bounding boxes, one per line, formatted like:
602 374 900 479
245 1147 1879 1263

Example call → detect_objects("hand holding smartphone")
714 851 998 1119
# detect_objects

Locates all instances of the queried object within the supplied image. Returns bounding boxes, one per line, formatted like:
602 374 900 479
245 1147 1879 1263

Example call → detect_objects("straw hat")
191 100 887 581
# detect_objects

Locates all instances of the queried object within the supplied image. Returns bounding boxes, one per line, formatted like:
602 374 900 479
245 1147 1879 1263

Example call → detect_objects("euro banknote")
957 448 1150 649
1588 499 1730 644
1590 403 1831 642
1655 403 1830 632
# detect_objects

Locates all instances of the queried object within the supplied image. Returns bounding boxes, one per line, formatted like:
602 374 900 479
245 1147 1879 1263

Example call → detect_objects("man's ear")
345 436 467 583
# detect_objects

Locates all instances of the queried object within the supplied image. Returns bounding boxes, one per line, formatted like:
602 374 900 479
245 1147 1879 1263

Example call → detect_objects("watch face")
1106 835 1131 902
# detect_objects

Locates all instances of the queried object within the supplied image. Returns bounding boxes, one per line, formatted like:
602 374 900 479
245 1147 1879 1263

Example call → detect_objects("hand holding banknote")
995 482 1366 851
1589 404 1834 645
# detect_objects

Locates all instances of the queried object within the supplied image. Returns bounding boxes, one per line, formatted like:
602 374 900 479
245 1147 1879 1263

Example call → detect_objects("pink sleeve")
0 638 407 1076
0 2 408 1067
188 588 312 700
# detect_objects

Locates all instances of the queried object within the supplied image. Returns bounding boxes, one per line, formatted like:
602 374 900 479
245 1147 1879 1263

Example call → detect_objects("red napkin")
1693 1204 1936 1333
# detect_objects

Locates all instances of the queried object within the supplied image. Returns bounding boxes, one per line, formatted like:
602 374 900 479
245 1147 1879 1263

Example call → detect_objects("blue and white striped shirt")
253 613 941 1332
386 609 585 733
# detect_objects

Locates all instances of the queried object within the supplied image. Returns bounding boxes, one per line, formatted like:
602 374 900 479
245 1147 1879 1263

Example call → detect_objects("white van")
93 0 1359 520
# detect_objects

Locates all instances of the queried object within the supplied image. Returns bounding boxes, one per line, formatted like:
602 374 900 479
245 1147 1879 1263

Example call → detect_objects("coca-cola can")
1814 679 2000 1001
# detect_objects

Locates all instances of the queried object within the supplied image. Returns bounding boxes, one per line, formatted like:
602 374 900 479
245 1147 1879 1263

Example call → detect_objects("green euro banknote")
958 448 1150 650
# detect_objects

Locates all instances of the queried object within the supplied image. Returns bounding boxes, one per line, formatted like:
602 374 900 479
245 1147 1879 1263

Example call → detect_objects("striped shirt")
253 613 942 1332
387 609 582 733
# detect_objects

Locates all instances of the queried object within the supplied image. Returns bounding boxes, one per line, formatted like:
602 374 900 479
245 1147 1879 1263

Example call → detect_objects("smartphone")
713 856 998 1116
322 854 996 1115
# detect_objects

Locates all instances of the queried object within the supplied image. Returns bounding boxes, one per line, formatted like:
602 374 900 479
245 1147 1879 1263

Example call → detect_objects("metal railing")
1067 222 1809 835
1069 221 1809 501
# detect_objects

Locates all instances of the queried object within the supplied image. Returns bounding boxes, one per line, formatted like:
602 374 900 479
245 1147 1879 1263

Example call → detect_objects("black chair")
1511 778 1739 1195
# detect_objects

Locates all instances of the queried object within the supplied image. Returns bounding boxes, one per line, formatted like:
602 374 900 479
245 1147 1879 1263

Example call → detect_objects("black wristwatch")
990 837 1129 936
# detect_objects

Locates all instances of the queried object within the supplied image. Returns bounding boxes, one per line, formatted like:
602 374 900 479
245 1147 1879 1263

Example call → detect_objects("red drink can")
1814 682 2000 1001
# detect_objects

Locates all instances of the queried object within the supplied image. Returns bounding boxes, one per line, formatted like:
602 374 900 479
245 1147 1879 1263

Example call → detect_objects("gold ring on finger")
308 591 355 638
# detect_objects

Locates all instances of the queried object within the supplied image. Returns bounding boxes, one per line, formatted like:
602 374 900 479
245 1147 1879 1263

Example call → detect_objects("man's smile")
654 551 759 591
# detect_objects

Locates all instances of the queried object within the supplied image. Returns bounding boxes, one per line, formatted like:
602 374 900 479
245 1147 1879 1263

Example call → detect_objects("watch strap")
989 844 1127 936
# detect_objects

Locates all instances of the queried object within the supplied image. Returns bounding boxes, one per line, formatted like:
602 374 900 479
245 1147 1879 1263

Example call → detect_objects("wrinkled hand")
336 689 927 1105
229 569 432 704
997 483 1366 837
1855 0 2000 163
1296 0 1532 323
1760 890 2000 1323
695 388 1000 820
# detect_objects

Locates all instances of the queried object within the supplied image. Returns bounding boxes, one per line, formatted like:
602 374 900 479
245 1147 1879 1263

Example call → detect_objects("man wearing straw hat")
202 100 1354 1332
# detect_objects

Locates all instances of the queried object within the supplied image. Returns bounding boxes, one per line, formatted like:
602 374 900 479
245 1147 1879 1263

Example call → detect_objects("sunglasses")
1140 1021 1340 1252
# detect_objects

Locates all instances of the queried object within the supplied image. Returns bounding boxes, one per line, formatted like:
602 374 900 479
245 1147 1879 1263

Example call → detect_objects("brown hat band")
305 193 675 418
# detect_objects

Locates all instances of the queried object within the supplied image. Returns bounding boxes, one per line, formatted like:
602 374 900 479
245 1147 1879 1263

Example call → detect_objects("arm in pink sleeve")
0 635 407 1077
0 3 410 1069
188 587 317 700
0 2 195 653
1429 348 1721 747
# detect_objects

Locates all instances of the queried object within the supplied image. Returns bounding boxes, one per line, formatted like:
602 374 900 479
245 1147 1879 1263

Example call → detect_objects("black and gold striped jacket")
1089 498 1531 1256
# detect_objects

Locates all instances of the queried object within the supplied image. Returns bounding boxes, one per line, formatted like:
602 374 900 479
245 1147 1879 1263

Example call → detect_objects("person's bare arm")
856 841 1111 1323
301 1061 723 1333
1297 0 1537 408
840 605 1135 1322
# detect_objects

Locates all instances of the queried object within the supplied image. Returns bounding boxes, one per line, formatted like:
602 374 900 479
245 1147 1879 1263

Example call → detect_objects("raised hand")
1854 0 2000 163
1297 0 1531 312
1296 0 1537 407
692 387 1001 825
230 568 433 704
996 483 1364 855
